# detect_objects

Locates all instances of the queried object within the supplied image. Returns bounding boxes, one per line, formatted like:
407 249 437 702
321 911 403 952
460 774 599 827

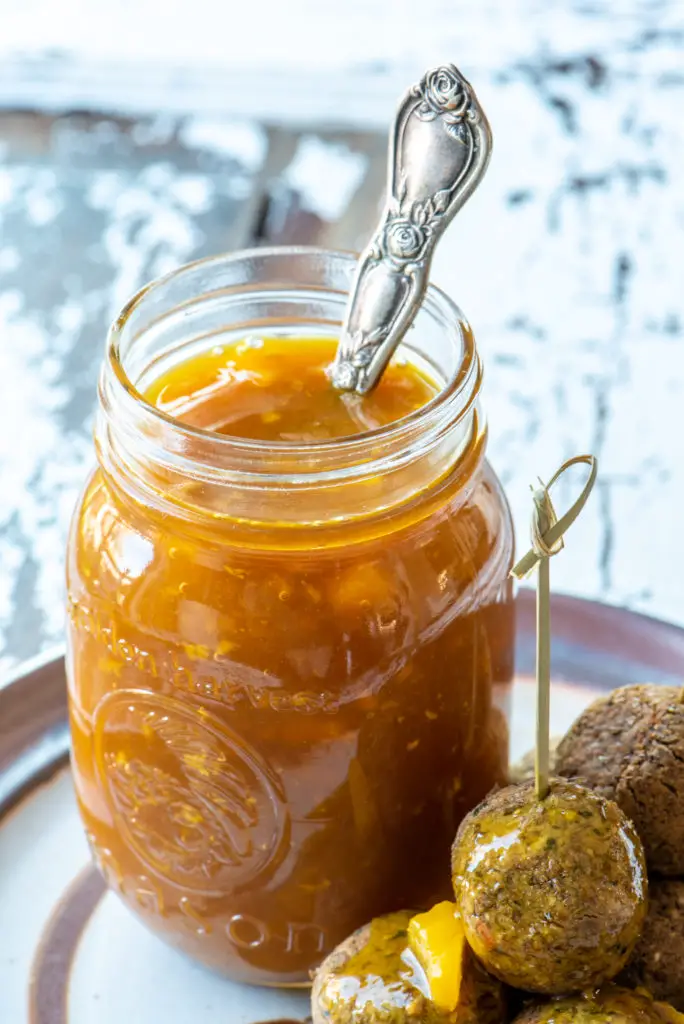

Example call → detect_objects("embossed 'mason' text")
90 837 327 952
68 596 337 714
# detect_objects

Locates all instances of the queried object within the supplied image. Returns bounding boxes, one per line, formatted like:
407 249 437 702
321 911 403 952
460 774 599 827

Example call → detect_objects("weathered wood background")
1 1 684 671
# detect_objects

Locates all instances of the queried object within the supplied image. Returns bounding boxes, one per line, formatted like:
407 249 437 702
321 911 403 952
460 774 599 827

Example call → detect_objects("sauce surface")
67 334 515 985
146 336 437 441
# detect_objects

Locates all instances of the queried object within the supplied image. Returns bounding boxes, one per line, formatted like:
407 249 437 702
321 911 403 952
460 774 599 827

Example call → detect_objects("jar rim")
105 245 481 470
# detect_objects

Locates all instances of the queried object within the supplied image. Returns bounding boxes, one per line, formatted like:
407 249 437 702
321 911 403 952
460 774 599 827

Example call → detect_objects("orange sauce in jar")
147 336 436 439
67 332 514 986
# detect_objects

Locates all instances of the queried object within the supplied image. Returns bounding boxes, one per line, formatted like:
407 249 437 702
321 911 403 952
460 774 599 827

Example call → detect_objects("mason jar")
66 247 515 986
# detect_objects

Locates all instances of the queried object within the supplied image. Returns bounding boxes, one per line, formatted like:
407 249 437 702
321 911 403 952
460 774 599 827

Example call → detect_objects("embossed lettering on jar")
66 248 515 986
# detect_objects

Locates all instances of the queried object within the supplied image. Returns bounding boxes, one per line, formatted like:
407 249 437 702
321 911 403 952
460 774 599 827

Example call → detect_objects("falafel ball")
513 986 672 1024
451 779 648 994
620 879 684 1011
556 685 684 875
311 909 506 1024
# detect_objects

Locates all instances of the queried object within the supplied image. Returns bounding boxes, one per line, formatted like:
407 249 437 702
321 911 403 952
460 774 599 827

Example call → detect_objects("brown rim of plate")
0 645 70 819
28 863 106 1024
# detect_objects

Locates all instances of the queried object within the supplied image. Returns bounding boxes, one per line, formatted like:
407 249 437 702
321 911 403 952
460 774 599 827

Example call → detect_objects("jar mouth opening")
106 245 480 463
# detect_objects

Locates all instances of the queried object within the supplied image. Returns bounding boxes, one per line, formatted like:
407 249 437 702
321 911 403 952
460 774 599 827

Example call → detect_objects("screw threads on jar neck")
97 247 486 534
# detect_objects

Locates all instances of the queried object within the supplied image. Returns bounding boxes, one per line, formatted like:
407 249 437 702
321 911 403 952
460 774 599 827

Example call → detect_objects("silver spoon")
332 63 493 395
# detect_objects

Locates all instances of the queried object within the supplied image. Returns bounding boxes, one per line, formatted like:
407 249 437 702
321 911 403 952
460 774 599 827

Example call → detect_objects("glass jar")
66 247 515 987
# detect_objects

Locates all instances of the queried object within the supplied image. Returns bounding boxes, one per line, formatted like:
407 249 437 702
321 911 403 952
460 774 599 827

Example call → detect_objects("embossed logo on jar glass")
93 690 290 895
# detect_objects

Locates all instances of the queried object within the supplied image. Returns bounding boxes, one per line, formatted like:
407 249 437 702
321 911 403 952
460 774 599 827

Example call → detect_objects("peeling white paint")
0 248 20 272
281 136 368 221
86 169 210 314
179 118 267 172
169 175 214 213
24 187 63 226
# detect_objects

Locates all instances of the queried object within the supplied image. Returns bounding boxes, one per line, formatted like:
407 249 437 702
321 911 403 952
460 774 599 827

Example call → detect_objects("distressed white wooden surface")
1 1 684 673
1 1 682 127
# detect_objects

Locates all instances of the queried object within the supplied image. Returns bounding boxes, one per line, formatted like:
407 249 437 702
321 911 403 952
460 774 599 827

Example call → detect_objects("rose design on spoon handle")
333 64 493 395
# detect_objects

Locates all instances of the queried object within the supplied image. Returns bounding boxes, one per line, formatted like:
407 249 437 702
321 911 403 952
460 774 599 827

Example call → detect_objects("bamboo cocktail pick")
510 455 598 800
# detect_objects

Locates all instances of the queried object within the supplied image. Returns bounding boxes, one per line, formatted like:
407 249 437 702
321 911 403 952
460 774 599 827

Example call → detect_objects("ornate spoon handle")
332 64 493 394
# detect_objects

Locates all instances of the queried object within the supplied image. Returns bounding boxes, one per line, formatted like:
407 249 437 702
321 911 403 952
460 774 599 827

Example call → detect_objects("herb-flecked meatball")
621 879 684 1011
513 985 673 1024
556 685 684 875
311 910 506 1024
451 779 648 994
